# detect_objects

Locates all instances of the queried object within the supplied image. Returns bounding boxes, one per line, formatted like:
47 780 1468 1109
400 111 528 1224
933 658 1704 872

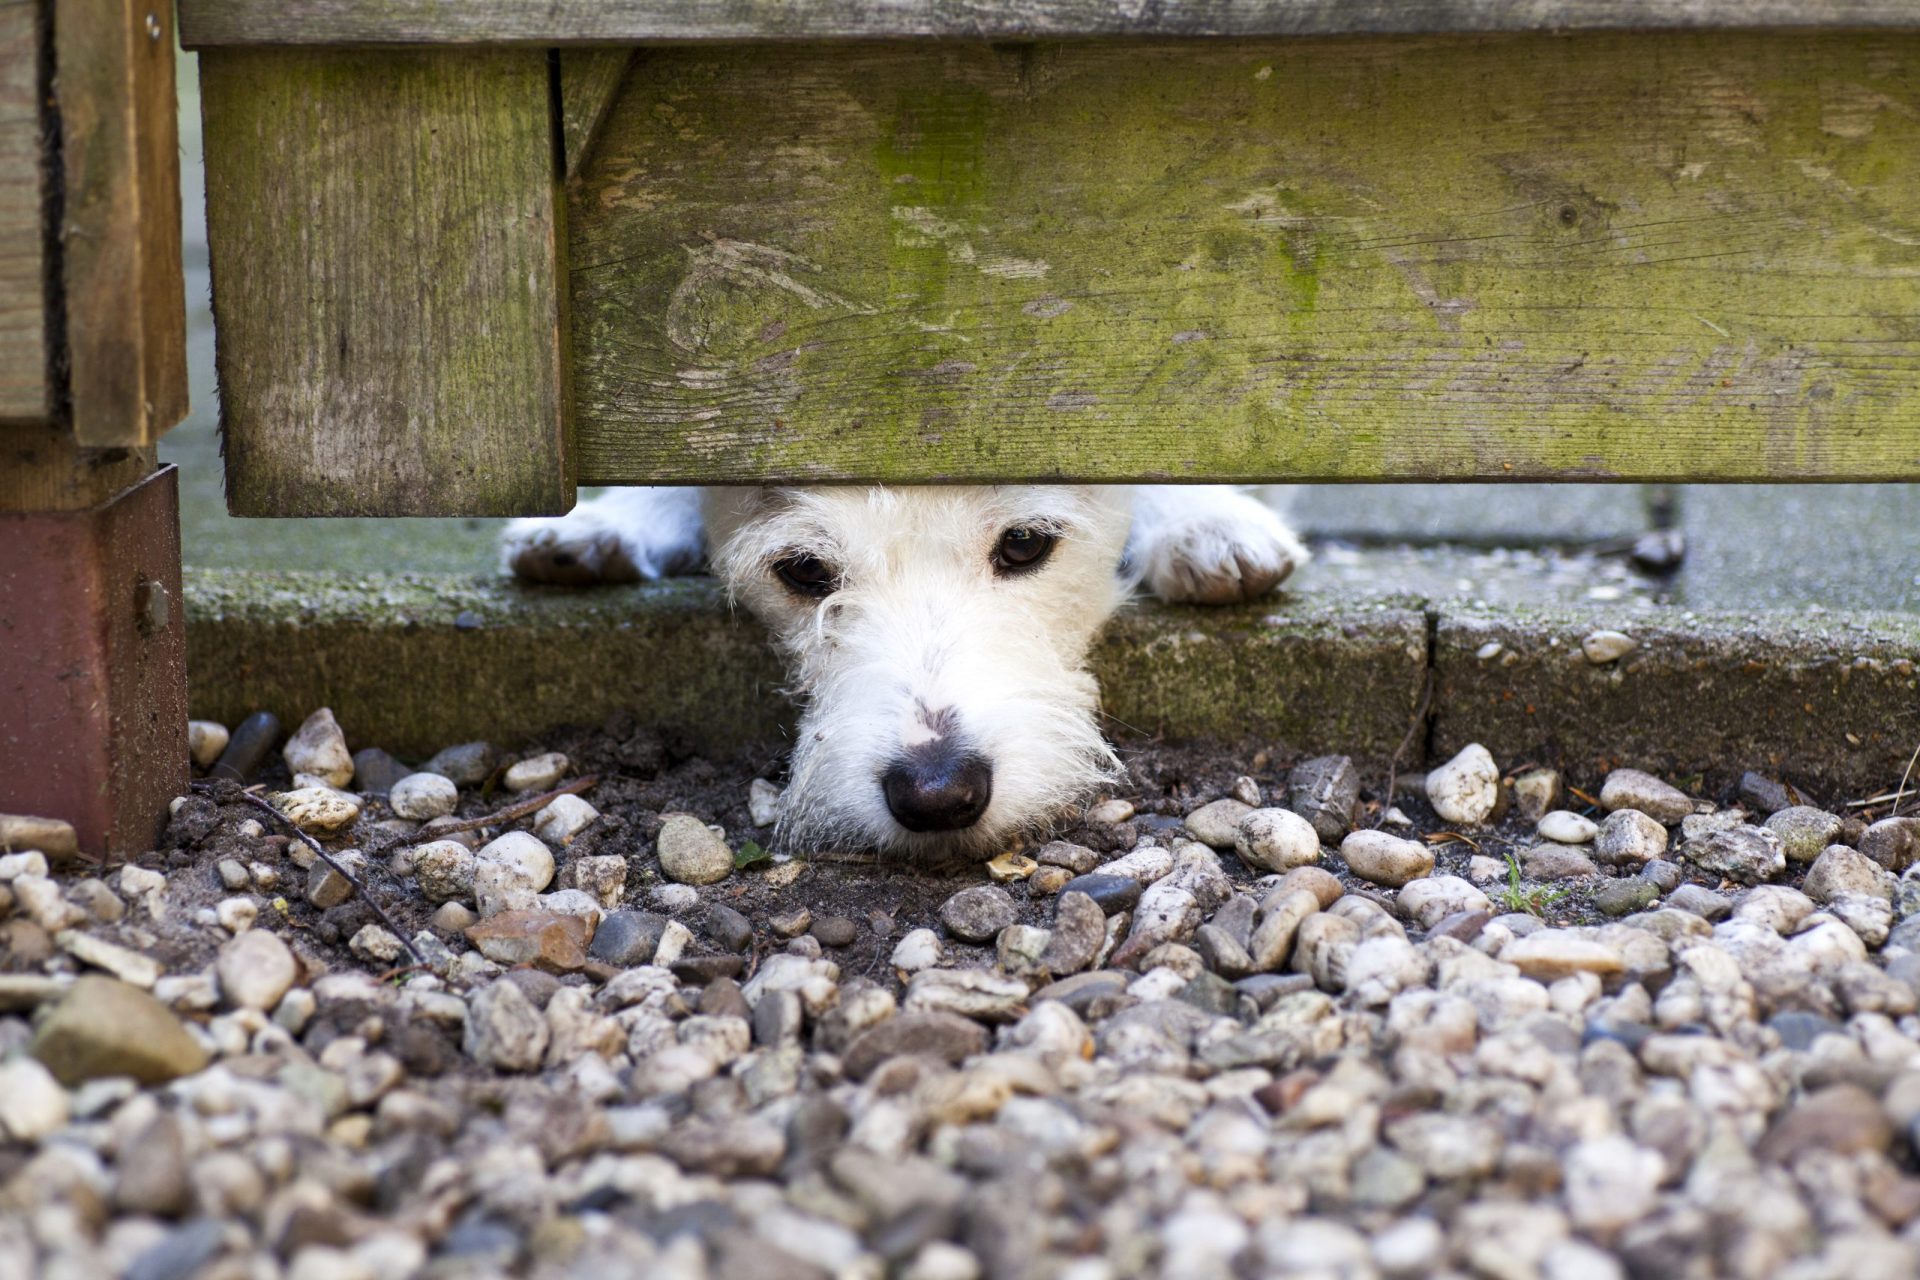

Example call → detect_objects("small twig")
1893 741 1920 820
414 775 600 837
1846 788 1919 811
1375 670 1434 828
193 781 427 968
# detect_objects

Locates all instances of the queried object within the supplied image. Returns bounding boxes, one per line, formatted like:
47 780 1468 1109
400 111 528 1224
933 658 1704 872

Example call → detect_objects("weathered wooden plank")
177 0 1920 47
56 0 190 446
560 48 634 177
0 1 48 421
0 422 155 511
570 32 1920 484
200 48 573 517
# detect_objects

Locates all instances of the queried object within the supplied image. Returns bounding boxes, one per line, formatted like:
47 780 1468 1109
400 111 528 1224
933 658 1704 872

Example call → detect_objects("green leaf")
733 840 770 869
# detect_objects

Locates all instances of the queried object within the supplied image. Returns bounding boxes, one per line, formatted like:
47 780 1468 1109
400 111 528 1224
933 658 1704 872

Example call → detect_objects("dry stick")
1893 740 1920 820
1375 670 1435 829
415 775 600 838
193 782 428 968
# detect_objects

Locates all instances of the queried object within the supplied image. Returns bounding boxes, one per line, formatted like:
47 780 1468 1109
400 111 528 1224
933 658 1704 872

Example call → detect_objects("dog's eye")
773 552 837 598
993 526 1056 575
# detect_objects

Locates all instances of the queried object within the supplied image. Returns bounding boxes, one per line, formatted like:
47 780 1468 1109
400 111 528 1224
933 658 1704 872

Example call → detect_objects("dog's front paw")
1139 506 1307 605
501 514 641 586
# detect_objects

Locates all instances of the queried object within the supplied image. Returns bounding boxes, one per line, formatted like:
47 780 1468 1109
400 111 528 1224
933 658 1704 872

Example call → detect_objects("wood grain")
177 0 1920 47
0 421 155 512
559 48 633 177
56 0 190 447
0 1 47 422
567 32 1920 484
199 47 573 517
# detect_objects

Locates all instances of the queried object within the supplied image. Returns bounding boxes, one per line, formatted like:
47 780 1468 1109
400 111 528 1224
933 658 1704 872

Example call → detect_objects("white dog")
502 486 1304 860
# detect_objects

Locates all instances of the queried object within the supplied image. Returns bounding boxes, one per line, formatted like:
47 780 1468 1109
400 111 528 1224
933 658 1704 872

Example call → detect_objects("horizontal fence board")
569 32 1920 484
201 47 573 516
178 0 1920 47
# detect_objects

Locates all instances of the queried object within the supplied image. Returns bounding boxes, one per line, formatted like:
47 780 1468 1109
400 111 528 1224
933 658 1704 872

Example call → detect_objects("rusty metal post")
0 466 187 856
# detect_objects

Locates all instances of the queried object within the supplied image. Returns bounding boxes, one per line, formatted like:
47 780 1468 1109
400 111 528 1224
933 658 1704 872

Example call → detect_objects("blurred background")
163 53 1920 614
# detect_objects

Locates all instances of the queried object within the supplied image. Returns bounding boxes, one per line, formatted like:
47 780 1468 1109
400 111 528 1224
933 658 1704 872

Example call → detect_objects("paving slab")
1288 483 1653 546
1674 484 1920 613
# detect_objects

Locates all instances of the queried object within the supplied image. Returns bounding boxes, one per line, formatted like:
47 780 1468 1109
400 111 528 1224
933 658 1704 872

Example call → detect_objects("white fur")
501 484 1305 858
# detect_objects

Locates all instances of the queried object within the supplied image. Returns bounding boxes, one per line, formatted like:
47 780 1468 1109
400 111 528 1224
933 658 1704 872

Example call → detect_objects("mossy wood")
0 2 47 421
199 48 573 517
176 0 1920 46
571 33 1920 484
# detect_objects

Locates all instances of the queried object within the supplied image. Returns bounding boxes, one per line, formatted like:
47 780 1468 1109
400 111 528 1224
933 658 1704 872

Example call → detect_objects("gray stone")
1524 844 1599 880
114 1114 191 1217
842 1012 988 1080
389 772 458 821
938 885 1018 943
1061 873 1141 915
350 747 411 796
217 929 297 1011
422 741 496 786
1030 971 1130 1016
1765 806 1845 865
1289 755 1361 843
1594 878 1660 918
1193 925 1253 978
464 980 549 1072
1738 771 1799 815
1861 817 1920 873
1684 825 1785 885
1640 859 1685 893
589 910 668 966
1595 809 1668 865
705 903 753 952
1035 841 1099 874
411 840 477 903
1038 892 1104 975
1805 845 1897 904
811 916 858 949
1664 884 1730 920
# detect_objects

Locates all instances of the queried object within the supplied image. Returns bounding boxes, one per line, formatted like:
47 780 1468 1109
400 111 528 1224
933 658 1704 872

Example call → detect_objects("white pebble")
216 897 259 933
1581 630 1637 664
389 773 458 821
503 752 569 793
187 720 230 769
282 708 354 788
1536 811 1598 844
532 793 598 844
891 928 944 973
1426 743 1500 826
475 831 556 895
0 1058 69 1142
748 779 785 828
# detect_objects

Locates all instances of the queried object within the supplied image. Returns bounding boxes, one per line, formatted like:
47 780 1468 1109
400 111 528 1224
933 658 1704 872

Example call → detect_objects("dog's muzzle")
881 743 993 833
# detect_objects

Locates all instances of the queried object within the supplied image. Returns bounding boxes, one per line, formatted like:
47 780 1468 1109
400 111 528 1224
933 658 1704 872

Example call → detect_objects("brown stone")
464 909 592 973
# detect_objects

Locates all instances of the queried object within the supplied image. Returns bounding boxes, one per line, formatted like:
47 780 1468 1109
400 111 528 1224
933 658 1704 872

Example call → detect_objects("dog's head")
706 486 1134 860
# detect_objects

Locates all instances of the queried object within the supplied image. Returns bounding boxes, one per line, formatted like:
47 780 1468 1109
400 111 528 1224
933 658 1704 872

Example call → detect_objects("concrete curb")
183 569 1919 795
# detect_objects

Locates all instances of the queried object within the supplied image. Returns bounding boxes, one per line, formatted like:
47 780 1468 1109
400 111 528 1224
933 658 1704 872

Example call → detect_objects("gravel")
6 717 1920 1278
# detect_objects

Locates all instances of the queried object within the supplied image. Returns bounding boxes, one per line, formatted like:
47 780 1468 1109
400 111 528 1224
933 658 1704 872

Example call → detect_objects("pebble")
1599 769 1694 824
843 1012 988 1080
1039 892 1105 975
812 916 858 948
1338 831 1433 888
656 813 734 885
1233 807 1320 873
1581 629 1636 664
769 907 813 938
350 746 412 796
1523 843 1598 880
1861 817 1920 872
905 969 1031 1021
748 778 784 827
465 909 592 971
0 1056 69 1141
504 752 569 792
938 885 1018 943
421 741 495 786
1086 798 1136 825
1594 809 1667 864
31 976 209 1084
1397 876 1492 930
704 903 754 952
283 708 354 788
476 829 556 895
1685 824 1786 885
463 979 549 1072
411 840 477 903
985 851 1037 882
530 793 597 844
1805 845 1896 903
1765 805 1845 864
388 772 458 821
1036 840 1100 874
1426 743 1500 825
58 930 163 987
1664 883 1730 919
1511 768 1563 822
1289 755 1361 843
1184 798 1253 849
306 851 364 909
1501 932 1625 981
1537 810 1597 843
892 928 943 973
217 929 297 1010
348 924 404 964
275 787 362 834
1061 873 1141 915
1594 878 1661 917
187 720 230 769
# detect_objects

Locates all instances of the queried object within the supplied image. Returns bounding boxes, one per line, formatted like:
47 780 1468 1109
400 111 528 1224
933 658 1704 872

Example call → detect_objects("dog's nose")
881 747 993 832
